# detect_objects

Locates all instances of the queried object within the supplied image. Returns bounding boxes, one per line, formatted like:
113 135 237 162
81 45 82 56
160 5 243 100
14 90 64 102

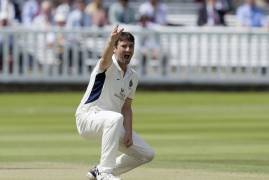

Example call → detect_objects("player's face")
114 40 134 66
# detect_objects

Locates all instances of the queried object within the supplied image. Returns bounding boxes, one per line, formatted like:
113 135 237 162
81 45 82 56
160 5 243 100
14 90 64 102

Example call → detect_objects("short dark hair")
114 32 135 46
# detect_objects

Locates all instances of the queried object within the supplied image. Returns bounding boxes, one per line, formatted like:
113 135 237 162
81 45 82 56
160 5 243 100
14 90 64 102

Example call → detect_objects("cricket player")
75 25 155 180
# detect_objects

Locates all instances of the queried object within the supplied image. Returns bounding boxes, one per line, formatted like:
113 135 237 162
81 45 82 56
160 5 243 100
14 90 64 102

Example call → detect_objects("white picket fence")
0 26 269 85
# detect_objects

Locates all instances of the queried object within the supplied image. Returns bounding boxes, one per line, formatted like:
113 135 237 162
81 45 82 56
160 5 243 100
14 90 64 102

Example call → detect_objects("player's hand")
110 25 124 42
123 132 133 148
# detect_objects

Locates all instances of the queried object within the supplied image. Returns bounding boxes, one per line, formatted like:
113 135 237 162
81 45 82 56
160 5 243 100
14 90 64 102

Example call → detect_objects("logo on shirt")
129 80 133 89
114 88 126 101
120 88 125 97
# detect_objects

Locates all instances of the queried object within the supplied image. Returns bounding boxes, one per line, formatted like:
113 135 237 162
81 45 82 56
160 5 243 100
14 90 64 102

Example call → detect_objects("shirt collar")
112 54 132 77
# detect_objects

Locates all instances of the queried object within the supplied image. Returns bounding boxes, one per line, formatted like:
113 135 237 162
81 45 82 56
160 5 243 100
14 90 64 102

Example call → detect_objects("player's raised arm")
99 25 124 71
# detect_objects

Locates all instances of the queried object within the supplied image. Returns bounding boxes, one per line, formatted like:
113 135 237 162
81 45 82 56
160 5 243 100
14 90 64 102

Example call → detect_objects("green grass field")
1 91 269 180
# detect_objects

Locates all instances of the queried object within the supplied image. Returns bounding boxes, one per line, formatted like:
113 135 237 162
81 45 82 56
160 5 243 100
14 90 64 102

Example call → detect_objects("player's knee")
107 113 123 127
143 148 155 163
76 121 88 138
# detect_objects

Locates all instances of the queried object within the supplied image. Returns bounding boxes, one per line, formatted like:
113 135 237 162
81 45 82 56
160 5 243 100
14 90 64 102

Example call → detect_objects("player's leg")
112 131 155 176
76 110 124 174
98 111 123 174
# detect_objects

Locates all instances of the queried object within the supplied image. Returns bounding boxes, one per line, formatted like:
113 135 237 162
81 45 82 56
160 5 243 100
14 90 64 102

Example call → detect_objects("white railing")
1 26 269 85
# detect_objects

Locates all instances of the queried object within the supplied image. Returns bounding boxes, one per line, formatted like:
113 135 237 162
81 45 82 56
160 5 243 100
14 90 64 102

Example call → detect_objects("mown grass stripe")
1 92 269 174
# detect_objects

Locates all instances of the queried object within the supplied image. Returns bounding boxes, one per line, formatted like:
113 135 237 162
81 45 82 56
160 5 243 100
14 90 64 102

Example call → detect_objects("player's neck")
117 61 127 76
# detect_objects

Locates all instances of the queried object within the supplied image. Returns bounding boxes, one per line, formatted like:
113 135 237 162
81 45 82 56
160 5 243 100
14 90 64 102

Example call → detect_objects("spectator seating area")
1 0 269 85
1 26 269 85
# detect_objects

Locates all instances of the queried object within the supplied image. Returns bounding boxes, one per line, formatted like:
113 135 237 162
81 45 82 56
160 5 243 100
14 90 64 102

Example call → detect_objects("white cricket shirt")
76 55 138 115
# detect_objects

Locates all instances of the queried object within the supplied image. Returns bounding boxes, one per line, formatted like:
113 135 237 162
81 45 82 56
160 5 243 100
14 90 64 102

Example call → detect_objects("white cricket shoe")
97 173 121 180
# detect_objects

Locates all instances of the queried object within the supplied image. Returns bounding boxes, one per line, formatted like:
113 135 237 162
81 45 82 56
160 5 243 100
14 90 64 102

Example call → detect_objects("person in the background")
67 0 91 28
86 0 108 27
108 0 136 25
138 0 167 25
47 13 67 56
66 0 91 75
32 0 54 28
9 0 21 22
138 14 165 75
236 0 266 27
46 13 67 73
22 0 40 26
215 0 233 24
0 12 13 73
197 0 226 26
0 0 16 23
31 1 55 66
55 0 72 19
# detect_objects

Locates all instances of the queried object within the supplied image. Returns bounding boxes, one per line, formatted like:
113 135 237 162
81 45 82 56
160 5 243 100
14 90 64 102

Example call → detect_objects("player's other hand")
110 25 124 42
124 132 133 148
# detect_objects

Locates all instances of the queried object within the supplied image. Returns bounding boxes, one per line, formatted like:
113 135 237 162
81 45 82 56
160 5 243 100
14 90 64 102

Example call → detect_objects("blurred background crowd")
0 0 269 29
1 0 269 77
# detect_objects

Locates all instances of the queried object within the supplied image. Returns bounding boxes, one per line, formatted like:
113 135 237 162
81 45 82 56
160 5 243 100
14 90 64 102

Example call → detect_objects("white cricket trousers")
76 108 155 175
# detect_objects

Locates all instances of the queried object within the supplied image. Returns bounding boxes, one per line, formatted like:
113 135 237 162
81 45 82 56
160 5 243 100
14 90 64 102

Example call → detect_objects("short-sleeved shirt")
236 4 265 27
108 2 136 24
76 55 138 115
139 2 167 25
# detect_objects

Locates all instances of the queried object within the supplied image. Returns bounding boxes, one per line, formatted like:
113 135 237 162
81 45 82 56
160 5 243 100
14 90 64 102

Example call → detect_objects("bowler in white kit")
75 26 155 180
